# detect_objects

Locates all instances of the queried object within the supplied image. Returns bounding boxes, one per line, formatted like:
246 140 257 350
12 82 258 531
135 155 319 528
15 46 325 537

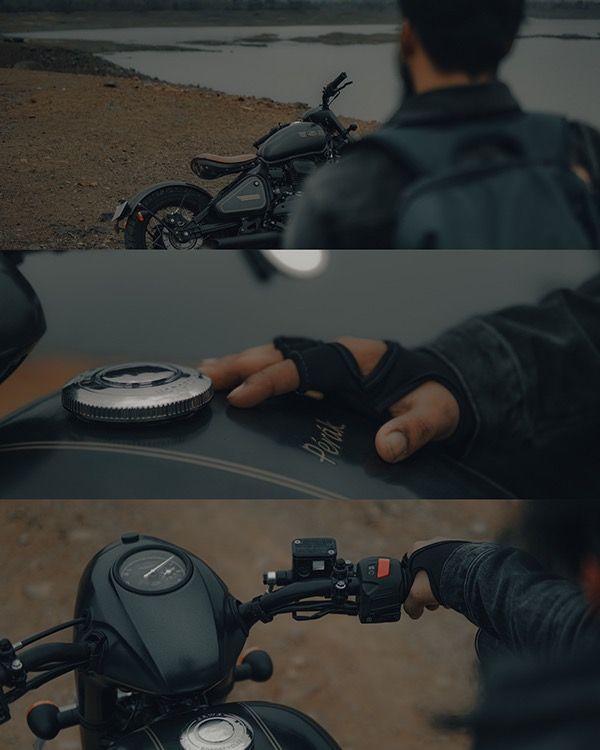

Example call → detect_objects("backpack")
364 113 600 249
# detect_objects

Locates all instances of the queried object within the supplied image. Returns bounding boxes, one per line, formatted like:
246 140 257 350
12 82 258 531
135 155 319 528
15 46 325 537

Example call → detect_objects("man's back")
284 82 600 249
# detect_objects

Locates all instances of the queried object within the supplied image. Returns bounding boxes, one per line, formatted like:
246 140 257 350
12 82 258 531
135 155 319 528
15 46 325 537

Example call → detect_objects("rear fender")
113 182 213 225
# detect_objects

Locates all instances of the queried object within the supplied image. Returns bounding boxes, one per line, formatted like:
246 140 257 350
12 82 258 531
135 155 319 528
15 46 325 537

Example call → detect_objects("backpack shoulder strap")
356 113 572 178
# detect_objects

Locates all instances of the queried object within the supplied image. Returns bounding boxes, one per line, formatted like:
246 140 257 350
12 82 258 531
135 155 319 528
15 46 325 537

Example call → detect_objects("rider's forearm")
425 275 600 453
439 542 597 655
284 190 335 249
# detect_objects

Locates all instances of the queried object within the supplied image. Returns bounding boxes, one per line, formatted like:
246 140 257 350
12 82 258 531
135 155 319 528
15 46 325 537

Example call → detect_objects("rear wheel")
123 185 212 249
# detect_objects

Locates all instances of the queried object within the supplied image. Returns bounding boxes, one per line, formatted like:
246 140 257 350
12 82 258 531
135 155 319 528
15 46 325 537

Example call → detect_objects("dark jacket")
439 543 600 747
440 542 598 657
439 542 600 750
284 82 600 249
468 647 600 749
425 273 600 498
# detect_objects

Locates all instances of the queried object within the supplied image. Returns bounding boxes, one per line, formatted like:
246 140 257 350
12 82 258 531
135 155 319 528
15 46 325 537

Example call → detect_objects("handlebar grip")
328 72 348 90
325 73 348 91
20 643 91 671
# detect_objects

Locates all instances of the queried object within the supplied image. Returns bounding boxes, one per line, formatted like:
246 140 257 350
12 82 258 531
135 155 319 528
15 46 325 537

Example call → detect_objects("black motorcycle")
113 73 357 250
0 534 410 749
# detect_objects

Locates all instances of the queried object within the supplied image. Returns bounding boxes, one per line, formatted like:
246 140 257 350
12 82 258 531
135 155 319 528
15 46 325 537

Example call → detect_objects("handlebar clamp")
0 640 25 690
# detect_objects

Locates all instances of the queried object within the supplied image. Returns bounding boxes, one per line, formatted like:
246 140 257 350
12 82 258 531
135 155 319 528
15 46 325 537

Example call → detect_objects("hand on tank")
200 337 459 464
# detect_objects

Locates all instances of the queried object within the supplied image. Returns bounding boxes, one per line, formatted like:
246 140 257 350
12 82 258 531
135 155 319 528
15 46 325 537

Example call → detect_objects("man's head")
398 0 525 93
522 500 600 612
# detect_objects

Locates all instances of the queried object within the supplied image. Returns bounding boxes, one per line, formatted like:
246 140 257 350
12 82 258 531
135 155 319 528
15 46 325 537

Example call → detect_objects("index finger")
227 360 301 408
199 344 283 390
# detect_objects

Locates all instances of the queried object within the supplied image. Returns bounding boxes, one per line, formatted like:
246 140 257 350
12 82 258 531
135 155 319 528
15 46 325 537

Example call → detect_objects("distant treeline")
0 0 396 11
1 0 598 13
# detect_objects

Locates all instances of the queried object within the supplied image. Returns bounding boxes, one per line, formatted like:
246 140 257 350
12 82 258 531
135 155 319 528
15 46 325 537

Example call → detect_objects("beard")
398 54 416 100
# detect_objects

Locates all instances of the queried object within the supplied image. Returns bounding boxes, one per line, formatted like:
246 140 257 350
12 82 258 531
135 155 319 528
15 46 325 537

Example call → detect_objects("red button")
377 558 391 578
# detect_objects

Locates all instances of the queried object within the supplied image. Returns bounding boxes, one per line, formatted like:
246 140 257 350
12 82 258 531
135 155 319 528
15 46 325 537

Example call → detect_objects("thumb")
374 382 459 464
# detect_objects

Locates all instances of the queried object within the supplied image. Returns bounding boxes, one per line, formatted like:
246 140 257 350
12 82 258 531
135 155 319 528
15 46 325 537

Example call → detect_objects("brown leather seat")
191 152 257 180
194 153 256 166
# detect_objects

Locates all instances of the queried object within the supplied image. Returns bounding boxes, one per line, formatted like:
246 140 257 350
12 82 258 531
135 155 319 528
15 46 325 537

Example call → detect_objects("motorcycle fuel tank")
0 363 512 500
74 534 246 696
109 702 341 750
6 250 597 500
258 122 327 163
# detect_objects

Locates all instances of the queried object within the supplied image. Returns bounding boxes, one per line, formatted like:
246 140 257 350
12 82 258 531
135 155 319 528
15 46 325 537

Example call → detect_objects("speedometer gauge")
114 547 192 595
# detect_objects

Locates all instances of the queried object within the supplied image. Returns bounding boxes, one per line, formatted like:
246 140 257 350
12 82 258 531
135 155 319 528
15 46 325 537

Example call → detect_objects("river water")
19 18 600 125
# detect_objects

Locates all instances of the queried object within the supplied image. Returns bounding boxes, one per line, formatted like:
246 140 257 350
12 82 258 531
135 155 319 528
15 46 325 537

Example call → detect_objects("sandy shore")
0 55 375 250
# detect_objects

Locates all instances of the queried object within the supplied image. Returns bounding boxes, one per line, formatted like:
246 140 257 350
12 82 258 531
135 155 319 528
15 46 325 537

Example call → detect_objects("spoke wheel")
124 186 211 249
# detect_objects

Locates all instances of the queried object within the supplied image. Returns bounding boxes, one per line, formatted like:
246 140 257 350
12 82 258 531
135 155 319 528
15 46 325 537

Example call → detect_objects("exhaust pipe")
211 232 281 249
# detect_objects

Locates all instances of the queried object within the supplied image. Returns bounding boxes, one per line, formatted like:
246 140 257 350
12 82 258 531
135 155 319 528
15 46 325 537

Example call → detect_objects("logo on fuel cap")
62 363 213 424
180 715 253 750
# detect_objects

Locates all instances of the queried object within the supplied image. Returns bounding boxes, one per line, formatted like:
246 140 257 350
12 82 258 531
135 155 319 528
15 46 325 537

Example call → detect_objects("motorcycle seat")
196 153 256 166
191 153 257 179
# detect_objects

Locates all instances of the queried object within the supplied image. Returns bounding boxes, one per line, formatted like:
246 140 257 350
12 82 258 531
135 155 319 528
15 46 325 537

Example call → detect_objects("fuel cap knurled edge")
61 362 213 424
180 714 254 750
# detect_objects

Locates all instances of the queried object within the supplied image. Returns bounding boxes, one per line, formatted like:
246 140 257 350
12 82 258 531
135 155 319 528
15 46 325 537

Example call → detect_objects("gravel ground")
0 499 519 750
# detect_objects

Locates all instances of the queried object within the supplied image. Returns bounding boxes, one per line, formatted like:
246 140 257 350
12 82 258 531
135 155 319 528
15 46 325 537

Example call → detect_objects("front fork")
76 673 118 750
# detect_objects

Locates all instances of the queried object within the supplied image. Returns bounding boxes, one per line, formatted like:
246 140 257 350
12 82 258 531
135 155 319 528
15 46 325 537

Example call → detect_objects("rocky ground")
0 39 375 250
0 498 518 750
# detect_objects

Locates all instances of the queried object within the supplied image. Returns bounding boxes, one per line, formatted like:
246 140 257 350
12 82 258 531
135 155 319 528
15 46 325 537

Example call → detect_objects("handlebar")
322 72 352 108
239 547 412 628
0 636 94 718
238 576 362 627
19 643 92 672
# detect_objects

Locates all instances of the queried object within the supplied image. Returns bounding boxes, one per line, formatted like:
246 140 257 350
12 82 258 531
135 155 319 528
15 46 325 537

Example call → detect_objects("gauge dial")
115 548 191 594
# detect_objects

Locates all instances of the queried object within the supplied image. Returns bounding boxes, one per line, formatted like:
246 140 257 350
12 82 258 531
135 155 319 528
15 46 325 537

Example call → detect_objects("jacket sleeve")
283 147 406 250
440 542 598 656
284 175 337 249
425 274 600 453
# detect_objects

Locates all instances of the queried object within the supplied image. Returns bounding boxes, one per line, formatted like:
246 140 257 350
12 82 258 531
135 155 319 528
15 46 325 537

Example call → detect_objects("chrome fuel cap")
62 363 213 424
180 715 253 750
